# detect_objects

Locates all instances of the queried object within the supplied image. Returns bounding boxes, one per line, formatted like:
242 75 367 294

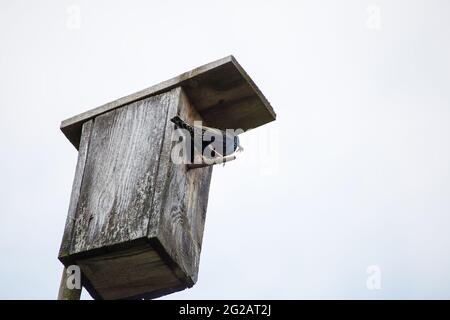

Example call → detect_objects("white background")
1 0 450 299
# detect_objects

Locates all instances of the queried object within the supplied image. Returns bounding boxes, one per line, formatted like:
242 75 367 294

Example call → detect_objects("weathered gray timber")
58 56 276 300
59 120 93 261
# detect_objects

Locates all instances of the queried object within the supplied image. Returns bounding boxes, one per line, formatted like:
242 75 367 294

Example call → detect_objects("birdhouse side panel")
150 88 213 285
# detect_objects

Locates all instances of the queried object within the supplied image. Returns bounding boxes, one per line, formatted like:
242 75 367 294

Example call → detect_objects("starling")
170 115 243 158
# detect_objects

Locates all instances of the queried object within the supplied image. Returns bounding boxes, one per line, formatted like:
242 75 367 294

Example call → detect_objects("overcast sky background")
1 0 450 299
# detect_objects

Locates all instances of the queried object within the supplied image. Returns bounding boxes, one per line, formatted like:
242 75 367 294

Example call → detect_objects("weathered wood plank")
153 88 213 284
146 88 182 237
76 242 183 300
60 55 276 149
70 91 176 254
59 120 93 261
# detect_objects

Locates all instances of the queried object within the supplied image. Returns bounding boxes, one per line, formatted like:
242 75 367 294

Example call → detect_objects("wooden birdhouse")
58 56 276 300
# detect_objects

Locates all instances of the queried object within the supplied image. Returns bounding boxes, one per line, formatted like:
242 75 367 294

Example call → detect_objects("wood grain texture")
59 120 93 260
60 55 276 149
70 91 177 254
152 88 213 284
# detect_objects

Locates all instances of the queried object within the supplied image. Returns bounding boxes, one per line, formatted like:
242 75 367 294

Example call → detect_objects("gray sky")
1 0 450 299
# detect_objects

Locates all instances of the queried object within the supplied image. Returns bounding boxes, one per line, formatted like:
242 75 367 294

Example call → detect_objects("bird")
170 115 243 160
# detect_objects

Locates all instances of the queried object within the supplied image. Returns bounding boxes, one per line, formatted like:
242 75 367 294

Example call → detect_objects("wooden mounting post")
57 267 82 300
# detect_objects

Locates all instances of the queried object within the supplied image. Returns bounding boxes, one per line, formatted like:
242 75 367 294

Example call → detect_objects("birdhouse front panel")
59 87 213 299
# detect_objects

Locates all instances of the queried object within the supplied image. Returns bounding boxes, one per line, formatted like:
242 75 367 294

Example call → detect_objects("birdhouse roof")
61 55 276 149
